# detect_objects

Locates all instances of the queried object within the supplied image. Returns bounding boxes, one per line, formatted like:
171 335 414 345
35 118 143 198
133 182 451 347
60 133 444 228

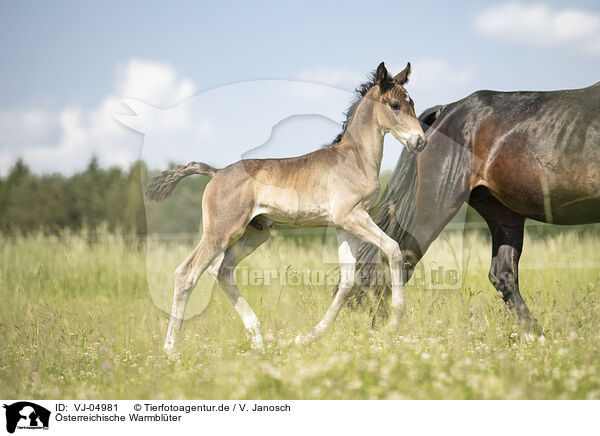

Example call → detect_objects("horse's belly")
479 146 600 224
551 197 600 224
253 205 332 227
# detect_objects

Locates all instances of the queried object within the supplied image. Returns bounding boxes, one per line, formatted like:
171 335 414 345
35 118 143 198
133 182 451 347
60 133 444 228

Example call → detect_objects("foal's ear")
394 62 411 85
375 62 389 85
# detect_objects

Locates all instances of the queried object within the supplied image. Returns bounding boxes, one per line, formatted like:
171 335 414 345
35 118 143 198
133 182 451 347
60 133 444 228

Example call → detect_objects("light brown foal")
146 62 427 355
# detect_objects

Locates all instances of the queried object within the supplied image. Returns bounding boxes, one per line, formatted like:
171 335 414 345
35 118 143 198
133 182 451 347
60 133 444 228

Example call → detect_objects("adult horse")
356 82 600 326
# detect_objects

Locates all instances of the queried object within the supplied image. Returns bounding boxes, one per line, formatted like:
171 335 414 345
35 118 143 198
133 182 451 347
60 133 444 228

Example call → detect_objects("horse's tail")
145 161 218 201
418 105 445 132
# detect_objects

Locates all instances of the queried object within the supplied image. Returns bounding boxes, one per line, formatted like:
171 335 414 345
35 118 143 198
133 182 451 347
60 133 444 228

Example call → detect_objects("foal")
147 62 427 354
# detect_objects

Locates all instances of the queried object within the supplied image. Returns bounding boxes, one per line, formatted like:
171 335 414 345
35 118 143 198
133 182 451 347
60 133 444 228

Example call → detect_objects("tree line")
0 158 211 235
2 157 595 238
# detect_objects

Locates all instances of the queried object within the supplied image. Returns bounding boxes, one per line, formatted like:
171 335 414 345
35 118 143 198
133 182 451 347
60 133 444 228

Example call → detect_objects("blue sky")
1 0 600 174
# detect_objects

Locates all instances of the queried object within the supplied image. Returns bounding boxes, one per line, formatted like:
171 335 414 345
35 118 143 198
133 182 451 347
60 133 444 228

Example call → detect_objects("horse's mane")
328 70 386 145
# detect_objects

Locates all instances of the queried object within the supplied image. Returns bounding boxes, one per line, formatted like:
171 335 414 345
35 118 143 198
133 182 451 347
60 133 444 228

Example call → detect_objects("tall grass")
1 226 599 399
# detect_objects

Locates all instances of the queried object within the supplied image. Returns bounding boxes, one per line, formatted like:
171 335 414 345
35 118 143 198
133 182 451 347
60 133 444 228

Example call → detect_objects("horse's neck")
345 96 385 178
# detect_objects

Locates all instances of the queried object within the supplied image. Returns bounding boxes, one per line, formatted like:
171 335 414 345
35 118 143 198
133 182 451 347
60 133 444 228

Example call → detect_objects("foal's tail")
146 161 218 201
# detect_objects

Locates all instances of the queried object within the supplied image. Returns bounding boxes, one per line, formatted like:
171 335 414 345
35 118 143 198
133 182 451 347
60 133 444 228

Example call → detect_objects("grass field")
1 225 600 399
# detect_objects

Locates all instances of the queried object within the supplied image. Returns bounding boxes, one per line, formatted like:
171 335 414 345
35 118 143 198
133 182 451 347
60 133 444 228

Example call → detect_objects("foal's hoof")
251 337 265 351
294 333 315 347
164 346 180 361
388 314 402 332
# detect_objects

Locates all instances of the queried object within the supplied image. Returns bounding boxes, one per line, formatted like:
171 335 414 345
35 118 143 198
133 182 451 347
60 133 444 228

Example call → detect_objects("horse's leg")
206 217 272 349
488 222 533 324
164 212 252 356
342 210 405 329
469 191 534 325
164 234 226 356
295 230 359 345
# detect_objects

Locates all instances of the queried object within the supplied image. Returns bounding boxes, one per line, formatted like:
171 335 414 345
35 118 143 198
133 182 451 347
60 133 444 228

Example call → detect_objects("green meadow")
1 225 599 399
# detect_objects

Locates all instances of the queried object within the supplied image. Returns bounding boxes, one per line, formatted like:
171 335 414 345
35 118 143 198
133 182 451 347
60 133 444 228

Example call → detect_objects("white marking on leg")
382 238 404 329
296 230 358 345
225 289 264 349
340 210 405 330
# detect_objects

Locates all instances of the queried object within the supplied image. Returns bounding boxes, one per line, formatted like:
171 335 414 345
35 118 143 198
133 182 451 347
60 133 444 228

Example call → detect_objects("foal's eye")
389 102 401 110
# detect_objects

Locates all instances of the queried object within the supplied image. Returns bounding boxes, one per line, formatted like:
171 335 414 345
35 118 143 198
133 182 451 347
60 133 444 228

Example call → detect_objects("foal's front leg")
341 209 405 329
295 230 359 345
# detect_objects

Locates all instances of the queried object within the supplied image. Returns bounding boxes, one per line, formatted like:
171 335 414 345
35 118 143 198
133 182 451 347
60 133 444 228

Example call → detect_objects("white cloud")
474 2 600 54
0 59 197 175
115 59 196 107
0 109 60 148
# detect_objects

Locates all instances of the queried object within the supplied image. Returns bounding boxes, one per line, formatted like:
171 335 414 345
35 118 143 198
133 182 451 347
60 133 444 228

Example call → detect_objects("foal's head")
371 62 426 153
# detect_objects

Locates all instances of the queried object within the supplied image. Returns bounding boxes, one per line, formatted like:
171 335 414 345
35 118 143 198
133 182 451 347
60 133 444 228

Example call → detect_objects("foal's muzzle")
407 135 427 153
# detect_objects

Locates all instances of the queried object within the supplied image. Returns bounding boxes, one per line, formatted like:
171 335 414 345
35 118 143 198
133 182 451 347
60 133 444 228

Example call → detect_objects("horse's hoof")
518 314 540 334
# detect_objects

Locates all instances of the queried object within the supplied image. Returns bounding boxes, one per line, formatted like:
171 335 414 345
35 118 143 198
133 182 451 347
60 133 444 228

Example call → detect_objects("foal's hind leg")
295 230 359 345
164 236 227 356
206 217 273 349
164 241 215 355
164 220 251 356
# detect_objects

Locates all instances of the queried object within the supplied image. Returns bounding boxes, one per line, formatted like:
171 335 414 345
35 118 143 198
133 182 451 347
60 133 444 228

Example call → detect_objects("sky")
1 0 600 175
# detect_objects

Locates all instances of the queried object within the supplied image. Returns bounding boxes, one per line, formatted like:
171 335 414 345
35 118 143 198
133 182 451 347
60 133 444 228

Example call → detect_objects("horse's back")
425 83 600 224
435 84 600 158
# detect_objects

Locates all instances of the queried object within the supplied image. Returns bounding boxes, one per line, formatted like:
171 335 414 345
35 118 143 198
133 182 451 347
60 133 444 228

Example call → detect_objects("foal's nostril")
406 135 427 153
415 136 427 151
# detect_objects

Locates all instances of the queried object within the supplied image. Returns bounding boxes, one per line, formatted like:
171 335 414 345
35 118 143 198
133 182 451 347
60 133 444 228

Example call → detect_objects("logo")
3 402 50 434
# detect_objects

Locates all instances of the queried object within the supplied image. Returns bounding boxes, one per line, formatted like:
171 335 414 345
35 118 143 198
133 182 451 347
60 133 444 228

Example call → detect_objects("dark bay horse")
357 82 600 325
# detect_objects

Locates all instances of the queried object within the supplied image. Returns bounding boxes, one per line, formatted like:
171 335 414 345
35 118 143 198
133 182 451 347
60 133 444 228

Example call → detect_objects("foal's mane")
329 70 385 145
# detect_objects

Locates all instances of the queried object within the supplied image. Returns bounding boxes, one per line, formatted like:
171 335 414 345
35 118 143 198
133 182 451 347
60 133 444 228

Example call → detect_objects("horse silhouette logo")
3 402 50 433
114 78 467 323
115 80 357 318
114 80 353 171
